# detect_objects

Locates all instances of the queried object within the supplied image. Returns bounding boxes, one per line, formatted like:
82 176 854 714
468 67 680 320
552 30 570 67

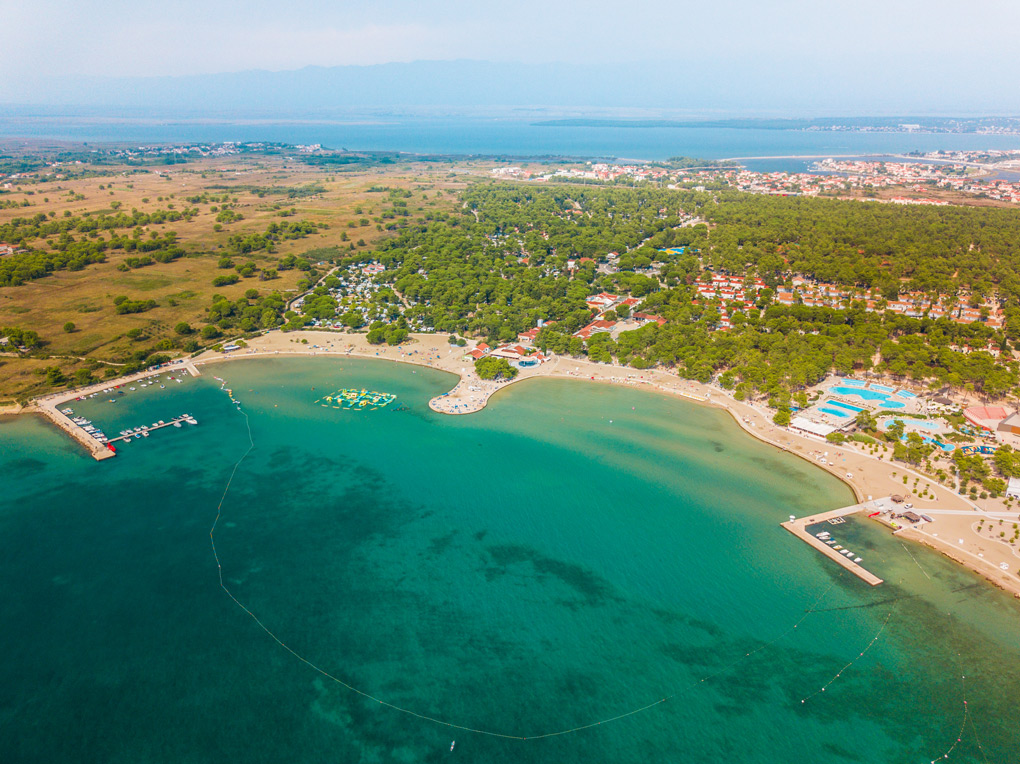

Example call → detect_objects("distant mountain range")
4 61 700 112
2 60 1018 117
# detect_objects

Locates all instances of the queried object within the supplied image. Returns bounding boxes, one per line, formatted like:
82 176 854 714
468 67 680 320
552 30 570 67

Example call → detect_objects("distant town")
492 149 1020 206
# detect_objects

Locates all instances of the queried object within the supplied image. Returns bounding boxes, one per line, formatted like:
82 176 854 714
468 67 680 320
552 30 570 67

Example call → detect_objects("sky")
2 0 1019 113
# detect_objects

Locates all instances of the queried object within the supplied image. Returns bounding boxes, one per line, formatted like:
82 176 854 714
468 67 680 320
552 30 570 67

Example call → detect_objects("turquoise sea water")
4 116 1020 166
1 357 1018 763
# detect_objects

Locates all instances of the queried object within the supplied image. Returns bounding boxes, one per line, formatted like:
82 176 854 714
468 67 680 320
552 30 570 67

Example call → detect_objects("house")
517 327 541 343
633 312 667 326
490 345 527 360
574 319 617 340
584 292 619 311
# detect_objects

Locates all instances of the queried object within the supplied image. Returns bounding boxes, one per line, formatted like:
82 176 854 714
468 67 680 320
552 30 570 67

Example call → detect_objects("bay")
1 357 1017 763
3 115 1020 167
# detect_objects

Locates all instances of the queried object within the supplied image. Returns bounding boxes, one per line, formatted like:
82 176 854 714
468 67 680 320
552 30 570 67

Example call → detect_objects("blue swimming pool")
829 387 906 409
908 435 956 451
826 400 865 413
896 390 917 399
819 407 851 418
870 384 895 393
838 379 868 388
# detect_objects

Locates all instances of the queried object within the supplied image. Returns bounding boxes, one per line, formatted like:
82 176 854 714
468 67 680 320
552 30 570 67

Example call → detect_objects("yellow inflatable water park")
316 388 396 411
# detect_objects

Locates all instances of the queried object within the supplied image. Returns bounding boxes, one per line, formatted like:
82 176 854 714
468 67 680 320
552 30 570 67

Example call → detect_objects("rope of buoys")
799 612 891 704
927 616 989 763
208 385 880 741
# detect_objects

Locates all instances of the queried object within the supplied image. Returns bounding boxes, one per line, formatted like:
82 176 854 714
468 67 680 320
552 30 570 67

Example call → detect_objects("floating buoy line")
206 382 981 752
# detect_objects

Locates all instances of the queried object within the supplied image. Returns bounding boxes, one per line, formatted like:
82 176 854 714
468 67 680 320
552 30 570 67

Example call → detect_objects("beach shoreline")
22 327 1020 598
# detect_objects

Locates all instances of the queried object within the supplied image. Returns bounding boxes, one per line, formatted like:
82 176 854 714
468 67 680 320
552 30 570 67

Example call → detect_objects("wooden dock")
106 415 196 444
781 500 886 585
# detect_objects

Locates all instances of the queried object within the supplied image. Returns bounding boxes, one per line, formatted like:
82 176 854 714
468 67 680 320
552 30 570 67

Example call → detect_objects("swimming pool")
826 400 865 413
819 407 851 418
870 384 895 393
830 386 887 401
838 379 868 388
895 390 917 399
829 387 906 409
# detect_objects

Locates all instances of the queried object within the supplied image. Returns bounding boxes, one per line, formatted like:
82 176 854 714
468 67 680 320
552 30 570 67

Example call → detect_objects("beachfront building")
964 406 1012 433
997 412 1020 436
789 416 839 438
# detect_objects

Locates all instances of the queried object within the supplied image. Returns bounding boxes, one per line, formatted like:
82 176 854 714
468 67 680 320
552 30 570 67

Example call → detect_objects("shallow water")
1 357 1017 763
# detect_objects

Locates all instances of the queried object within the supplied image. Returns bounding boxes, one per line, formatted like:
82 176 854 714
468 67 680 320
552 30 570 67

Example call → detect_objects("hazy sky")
2 0 1019 112
2 0 1015 76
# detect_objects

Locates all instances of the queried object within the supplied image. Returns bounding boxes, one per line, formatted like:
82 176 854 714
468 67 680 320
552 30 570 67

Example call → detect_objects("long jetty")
33 360 200 461
105 415 196 444
782 499 886 585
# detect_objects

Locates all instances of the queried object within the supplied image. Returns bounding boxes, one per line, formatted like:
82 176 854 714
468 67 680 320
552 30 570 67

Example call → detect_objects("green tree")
475 357 518 381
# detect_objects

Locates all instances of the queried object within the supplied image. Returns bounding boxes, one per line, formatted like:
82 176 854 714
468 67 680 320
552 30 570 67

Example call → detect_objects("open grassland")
0 150 469 400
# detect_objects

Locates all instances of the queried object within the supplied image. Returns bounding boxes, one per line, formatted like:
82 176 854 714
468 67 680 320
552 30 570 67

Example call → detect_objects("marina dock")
105 415 197 443
33 360 201 460
782 500 886 585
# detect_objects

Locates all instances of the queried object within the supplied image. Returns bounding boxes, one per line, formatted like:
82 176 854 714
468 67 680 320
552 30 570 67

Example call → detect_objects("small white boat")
450 741 455 752
174 422 182 428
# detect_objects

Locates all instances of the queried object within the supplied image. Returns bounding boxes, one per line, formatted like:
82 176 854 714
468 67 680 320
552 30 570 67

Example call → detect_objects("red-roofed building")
634 312 667 326
574 319 617 340
964 406 1010 431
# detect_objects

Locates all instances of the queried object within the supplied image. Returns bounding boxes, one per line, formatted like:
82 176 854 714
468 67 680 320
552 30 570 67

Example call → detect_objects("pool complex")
829 387 906 408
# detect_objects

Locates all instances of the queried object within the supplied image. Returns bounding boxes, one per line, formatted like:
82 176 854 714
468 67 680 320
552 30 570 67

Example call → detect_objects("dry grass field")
0 148 476 400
